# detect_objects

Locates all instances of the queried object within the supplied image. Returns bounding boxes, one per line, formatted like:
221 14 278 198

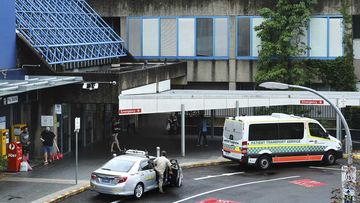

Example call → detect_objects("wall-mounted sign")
119 108 142 115
55 104 62 114
7 96 18 105
300 100 324 105
41 115 54 127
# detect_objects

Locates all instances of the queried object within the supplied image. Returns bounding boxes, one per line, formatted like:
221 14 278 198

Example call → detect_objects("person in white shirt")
154 151 172 193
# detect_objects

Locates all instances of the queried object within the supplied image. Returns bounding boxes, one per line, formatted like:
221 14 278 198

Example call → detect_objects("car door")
308 122 329 160
139 160 157 191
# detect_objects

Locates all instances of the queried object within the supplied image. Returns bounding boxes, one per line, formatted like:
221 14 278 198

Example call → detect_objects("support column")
211 110 215 139
181 104 185 157
236 100 239 117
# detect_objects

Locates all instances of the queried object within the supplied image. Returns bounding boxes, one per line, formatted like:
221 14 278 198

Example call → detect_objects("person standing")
110 132 122 153
197 115 208 147
154 151 172 193
40 127 55 165
20 127 32 170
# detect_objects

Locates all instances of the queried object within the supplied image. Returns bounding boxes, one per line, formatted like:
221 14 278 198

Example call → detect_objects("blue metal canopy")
15 0 126 65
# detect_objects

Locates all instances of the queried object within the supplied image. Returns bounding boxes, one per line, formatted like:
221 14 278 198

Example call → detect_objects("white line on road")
173 176 300 203
194 172 245 180
309 166 342 171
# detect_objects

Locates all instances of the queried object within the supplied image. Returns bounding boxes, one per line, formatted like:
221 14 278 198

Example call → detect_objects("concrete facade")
88 0 360 88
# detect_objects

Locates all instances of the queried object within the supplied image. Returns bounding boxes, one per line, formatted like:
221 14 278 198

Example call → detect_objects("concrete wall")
87 0 359 87
0 0 16 69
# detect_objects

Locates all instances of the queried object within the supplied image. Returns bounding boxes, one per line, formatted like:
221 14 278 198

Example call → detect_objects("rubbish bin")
7 142 23 172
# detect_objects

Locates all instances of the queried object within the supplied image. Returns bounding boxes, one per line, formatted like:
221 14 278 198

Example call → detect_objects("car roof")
113 154 149 162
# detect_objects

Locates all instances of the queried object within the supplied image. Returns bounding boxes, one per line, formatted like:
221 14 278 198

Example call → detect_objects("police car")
90 149 182 199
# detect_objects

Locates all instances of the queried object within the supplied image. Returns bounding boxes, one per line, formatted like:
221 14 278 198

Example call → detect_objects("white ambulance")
222 113 343 169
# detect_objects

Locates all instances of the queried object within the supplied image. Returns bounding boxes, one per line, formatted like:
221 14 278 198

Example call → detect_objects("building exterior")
89 0 360 90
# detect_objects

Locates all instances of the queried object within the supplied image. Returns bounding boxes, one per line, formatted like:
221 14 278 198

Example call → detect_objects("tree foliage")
255 0 356 91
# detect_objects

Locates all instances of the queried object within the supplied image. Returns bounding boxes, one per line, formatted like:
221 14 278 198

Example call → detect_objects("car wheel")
257 155 272 170
323 151 336 165
134 183 144 199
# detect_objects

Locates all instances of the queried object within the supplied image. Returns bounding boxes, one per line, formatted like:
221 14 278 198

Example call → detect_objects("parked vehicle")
90 150 182 199
222 113 343 170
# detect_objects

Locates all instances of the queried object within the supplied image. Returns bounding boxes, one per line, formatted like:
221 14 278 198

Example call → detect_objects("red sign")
118 108 142 114
290 179 326 188
300 100 324 105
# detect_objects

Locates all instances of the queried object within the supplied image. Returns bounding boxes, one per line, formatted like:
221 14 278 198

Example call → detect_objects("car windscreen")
101 159 135 172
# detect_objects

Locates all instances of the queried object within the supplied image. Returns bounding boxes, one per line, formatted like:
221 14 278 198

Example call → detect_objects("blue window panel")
15 0 126 65
142 18 159 56
127 17 141 56
329 18 343 57
178 18 195 57
160 18 177 56
214 18 229 57
309 17 328 57
251 17 264 57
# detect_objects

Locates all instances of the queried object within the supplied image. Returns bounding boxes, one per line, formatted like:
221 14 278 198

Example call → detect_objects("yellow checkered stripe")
248 145 326 154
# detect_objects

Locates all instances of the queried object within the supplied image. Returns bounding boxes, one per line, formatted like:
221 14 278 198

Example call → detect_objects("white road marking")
309 166 342 171
194 172 245 180
173 176 300 203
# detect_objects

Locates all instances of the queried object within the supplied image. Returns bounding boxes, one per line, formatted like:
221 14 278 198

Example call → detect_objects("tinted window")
237 18 251 56
139 161 153 171
278 123 304 139
101 159 135 172
196 18 213 56
309 123 327 138
354 15 360 39
249 123 278 141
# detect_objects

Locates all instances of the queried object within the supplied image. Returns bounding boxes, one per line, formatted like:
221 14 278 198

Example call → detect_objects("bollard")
156 146 160 157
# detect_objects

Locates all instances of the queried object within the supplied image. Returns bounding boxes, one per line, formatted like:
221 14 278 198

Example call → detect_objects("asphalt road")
61 161 345 203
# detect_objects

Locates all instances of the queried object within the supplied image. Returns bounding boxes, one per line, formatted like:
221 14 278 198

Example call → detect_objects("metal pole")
181 104 185 157
75 130 78 185
236 100 239 117
156 146 160 157
290 85 353 165
211 110 215 139
336 99 341 140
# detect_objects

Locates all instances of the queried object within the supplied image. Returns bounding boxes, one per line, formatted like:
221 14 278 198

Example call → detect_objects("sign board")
41 115 54 127
55 104 62 115
75 117 80 130
300 100 324 105
119 108 142 115
6 96 18 105
341 165 357 203
0 116 5 129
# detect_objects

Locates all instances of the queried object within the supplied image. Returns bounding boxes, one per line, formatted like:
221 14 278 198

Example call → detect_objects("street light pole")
259 82 353 165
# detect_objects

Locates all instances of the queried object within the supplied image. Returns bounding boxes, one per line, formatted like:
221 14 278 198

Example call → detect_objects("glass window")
214 18 228 57
101 159 135 172
309 18 327 57
196 18 213 56
278 123 304 139
142 18 159 56
160 18 177 56
329 18 343 57
178 18 195 56
353 15 360 39
237 18 250 56
249 123 278 141
309 123 328 138
139 160 153 171
252 18 264 57
127 18 141 56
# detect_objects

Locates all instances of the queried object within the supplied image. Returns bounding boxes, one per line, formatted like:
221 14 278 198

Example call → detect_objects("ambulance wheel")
323 151 336 165
257 155 272 170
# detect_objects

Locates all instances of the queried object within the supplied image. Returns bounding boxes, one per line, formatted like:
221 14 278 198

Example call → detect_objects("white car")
90 150 182 199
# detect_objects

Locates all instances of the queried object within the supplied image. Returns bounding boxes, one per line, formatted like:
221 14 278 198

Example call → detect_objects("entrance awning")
0 75 83 97
119 90 360 115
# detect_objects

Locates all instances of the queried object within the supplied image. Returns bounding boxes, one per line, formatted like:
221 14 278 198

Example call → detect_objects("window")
309 123 328 138
196 18 213 56
127 16 229 59
249 123 278 141
236 16 343 59
278 123 304 139
353 15 360 39
101 159 135 172
139 160 153 171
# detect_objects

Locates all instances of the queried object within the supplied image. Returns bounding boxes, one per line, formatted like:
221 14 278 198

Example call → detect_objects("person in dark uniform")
40 127 55 165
